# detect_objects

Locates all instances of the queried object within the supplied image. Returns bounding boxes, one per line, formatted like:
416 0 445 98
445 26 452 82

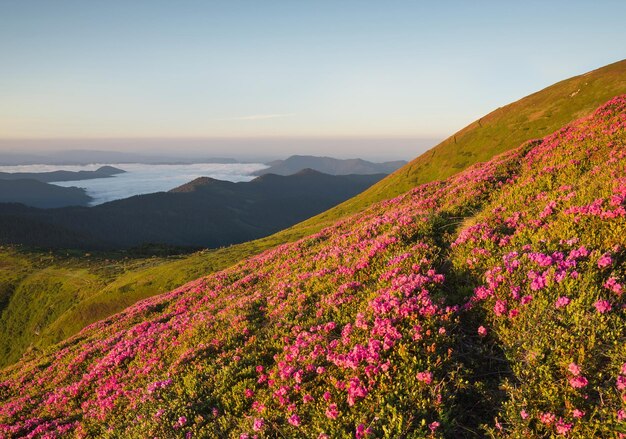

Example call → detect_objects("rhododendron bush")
0 96 625 438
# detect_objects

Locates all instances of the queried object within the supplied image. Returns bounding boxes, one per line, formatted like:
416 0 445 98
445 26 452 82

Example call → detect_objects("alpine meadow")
1 3 625 438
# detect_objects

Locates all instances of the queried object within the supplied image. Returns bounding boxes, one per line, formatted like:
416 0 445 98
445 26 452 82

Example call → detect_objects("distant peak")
293 168 325 176
169 176 225 192
96 166 126 174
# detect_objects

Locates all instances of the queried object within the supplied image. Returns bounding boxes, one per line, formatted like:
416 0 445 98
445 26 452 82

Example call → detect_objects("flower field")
0 96 625 438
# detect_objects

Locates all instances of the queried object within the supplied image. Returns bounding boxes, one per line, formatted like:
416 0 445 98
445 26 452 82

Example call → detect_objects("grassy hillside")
1 96 624 438
0 60 624 369
289 59 626 231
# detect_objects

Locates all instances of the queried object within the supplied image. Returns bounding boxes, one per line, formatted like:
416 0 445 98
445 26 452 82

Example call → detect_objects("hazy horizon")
1 1 625 160
0 137 436 162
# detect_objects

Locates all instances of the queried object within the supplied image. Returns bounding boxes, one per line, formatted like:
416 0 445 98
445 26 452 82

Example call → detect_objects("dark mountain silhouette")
253 155 407 176
0 165 125 183
0 179 91 208
0 170 384 249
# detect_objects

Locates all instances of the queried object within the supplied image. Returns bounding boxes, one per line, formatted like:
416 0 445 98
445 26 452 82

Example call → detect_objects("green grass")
0 59 624 369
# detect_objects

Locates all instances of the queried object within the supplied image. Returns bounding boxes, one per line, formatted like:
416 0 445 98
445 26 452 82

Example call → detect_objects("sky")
0 0 625 160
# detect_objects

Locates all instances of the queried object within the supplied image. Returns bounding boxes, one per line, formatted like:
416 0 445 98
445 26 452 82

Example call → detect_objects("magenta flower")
569 375 589 388
568 362 581 376
594 299 612 313
252 418 264 431
325 403 339 419
555 296 571 308
604 277 623 295
520 409 529 419
287 414 300 426
617 375 626 391
355 424 372 438
416 371 433 384
494 300 508 316
540 412 556 425
556 419 573 435
597 253 613 268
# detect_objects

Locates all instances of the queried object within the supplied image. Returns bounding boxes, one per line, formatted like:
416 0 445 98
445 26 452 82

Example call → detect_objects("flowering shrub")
0 96 625 438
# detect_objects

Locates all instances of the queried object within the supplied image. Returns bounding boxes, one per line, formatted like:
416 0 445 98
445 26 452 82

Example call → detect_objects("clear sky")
0 0 624 160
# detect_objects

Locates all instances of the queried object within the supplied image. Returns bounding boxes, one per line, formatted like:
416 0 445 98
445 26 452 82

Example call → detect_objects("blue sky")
0 0 624 159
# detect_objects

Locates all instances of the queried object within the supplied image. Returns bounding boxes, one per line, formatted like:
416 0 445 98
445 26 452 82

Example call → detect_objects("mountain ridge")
0 166 125 183
0 171 385 250
252 155 407 176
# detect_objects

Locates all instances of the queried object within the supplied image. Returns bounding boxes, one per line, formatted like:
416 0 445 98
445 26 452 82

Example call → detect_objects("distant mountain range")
0 165 124 182
253 155 407 176
0 169 384 249
0 150 239 165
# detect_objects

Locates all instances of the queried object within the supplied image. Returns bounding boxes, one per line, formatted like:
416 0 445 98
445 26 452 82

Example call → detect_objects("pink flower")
617 376 626 391
540 412 556 425
572 409 585 418
303 394 314 403
605 277 623 295
244 388 254 398
520 295 533 305
520 409 529 419
325 403 339 419
618 409 626 421
416 371 433 384
622 363 626 375
288 414 300 426
477 326 488 337
355 424 372 438
594 299 612 313
569 375 588 389
177 416 187 426
568 362 581 376
494 300 508 316
429 421 440 431
598 253 613 268
556 419 572 435
555 296 571 308
323 391 332 401
252 418 264 431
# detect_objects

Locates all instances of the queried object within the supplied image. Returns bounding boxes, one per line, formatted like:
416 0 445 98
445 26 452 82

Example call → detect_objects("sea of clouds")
0 162 268 205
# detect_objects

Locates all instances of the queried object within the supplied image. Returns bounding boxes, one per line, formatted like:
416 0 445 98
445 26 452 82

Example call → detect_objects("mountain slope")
1 96 624 438
0 60 624 373
0 171 384 249
253 155 407 176
0 180 91 208
286 59 626 233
